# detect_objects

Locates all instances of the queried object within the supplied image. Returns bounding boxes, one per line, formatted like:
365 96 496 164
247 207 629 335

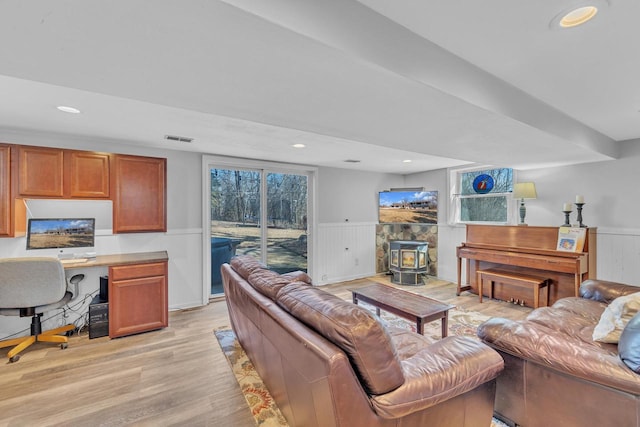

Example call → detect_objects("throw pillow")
619 312 640 373
592 292 640 343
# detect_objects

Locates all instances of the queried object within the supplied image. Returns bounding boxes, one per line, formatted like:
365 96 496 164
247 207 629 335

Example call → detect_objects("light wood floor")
0 275 531 427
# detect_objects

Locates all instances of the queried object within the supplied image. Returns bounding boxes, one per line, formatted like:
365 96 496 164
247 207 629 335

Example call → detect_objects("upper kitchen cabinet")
16 145 64 197
0 145 11 235
2 143 166 237
112 154 167 233
0 145 26 237
16 146 111 199
65 151 111 198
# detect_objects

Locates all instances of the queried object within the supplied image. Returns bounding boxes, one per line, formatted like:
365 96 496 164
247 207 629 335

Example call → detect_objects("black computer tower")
99 275 108 302
88 294 109 339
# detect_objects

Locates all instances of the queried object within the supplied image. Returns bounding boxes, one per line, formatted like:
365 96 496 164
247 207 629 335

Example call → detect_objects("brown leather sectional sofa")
478 279 640 427
221 256 504 427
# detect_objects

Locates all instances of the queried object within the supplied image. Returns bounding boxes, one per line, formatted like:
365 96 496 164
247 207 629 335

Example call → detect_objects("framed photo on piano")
556 227 587 252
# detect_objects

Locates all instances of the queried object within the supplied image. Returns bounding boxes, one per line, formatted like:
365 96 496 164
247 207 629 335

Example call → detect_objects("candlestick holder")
575 202 587 228
562 210 572 227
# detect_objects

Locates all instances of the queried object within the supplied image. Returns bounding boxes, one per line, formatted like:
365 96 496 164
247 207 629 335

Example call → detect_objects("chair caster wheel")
60 343 68 350
9 355 20 363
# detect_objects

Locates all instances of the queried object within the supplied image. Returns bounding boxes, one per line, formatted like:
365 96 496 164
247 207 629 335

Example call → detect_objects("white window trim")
447 165 519 226
201 154 318 304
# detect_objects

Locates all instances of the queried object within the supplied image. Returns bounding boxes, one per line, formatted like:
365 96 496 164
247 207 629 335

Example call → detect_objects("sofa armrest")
370 336 503 419
580 279 640 304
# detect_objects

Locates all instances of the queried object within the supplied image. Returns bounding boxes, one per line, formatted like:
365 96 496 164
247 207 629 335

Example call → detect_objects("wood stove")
389 240 429 285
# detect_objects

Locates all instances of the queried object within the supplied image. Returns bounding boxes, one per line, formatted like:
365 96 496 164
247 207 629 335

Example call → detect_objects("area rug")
215 328 288 427
215 309 508 427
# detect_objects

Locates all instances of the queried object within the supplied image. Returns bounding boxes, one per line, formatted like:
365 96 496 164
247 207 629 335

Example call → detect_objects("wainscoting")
438 225 640 286
596 228 640 284
314 224 640 288
315 222 439 285
315 222 377 285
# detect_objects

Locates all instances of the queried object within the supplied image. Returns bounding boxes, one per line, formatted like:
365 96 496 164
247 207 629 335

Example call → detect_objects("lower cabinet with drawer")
108 261 168 338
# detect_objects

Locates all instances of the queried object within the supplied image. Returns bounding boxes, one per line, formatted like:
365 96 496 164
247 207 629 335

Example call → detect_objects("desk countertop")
61 250 169 269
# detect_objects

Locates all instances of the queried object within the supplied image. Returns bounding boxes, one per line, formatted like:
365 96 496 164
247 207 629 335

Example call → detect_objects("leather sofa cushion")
619 312 640 373
281 270 312 284
551 297 607 323
248 269 309 301
386 327 435 360
276 282 405 395
527 305 610 349
230 255 266 279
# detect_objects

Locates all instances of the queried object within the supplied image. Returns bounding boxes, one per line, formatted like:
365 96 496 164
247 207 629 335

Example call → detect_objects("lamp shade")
513 182 537 199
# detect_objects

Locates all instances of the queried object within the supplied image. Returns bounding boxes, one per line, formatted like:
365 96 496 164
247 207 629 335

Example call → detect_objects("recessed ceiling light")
550 1 608 29
292 143 305 148
560 6 598 27
56 105 81 114
402 159 412 163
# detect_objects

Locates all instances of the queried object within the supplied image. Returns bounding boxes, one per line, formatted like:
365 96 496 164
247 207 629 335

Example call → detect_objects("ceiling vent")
344 159 361 163
164 134 194 143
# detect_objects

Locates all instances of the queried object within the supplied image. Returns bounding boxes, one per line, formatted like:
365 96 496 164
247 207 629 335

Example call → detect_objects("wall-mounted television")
378 191 438 224
26 218 96 250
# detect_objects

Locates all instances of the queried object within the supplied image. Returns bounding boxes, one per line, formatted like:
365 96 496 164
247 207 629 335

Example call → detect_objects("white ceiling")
0 0 637 174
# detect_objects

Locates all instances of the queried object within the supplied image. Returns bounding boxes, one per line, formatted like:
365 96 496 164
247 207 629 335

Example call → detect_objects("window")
449 167 514 224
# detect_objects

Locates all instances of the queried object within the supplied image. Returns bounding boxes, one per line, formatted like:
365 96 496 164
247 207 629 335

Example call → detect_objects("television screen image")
378 191 438 224
26 218 96 250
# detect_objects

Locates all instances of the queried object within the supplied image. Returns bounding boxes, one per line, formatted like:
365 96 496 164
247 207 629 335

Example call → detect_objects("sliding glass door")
266 172 307 274
205 158 314 296
209 168 261 294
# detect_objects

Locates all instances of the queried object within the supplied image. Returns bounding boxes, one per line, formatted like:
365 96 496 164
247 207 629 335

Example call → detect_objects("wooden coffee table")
350 283 454 338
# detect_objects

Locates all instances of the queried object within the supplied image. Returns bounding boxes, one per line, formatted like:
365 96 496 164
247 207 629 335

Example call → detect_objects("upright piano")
457 225 596 306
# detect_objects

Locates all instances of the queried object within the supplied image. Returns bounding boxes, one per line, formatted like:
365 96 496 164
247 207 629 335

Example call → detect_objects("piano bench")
476 268 550 309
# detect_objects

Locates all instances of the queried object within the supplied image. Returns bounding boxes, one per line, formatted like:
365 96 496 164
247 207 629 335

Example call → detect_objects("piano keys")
457 225 596 306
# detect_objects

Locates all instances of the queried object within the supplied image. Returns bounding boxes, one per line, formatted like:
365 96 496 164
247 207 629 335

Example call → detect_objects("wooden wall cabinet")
112 154 167 233
2 143 166 237
16 145 65 197
65 151 111 198
15 145 111 199
0 145 10 235
0 145 26 237
108 261 168 338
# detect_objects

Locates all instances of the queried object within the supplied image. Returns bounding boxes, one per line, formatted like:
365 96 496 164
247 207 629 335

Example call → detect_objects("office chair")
0 258 85 362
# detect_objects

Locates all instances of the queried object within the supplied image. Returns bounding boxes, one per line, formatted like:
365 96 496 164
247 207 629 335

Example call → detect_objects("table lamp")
513 182 537 225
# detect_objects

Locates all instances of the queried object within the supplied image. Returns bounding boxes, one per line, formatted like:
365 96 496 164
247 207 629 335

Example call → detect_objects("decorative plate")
472 174 494 194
